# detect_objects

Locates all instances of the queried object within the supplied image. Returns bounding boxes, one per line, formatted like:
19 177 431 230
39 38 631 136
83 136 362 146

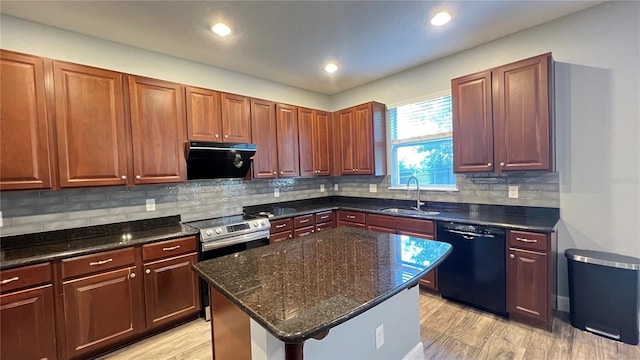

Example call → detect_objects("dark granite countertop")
244 196 559 232
0 216 199 270
192 226 452 342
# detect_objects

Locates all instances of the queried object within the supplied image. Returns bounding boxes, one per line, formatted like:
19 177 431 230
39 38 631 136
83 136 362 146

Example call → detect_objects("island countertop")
192 226 452 343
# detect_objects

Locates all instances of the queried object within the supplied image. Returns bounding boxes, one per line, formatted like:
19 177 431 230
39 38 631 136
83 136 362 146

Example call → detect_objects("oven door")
198 237 270 320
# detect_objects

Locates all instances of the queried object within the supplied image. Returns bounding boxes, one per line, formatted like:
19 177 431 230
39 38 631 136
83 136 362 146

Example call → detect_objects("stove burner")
257 211 274 218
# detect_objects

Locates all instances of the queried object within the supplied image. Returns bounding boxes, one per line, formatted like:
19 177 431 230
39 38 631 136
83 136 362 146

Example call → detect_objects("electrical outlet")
146 199 156 212
320 184 325 193
375 324 384 349
0 211 3 227
508 186 519 198
369 184 377 193
274 188 280 197
334 184 339 191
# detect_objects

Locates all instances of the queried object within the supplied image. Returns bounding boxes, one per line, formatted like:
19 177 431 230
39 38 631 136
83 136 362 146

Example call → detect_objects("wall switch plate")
274 188 280 197
375 324 384 349
146 199 156 211
369 184 377 193
0 211 3 227
508 186 519 198
334 184 339 191
320 184 325 193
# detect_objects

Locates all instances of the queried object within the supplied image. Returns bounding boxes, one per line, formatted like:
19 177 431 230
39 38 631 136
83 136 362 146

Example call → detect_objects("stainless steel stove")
184 214 271 321
186 214 271 252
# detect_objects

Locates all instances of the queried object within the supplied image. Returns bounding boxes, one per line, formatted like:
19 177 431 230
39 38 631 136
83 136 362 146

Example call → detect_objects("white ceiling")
0 1 603 95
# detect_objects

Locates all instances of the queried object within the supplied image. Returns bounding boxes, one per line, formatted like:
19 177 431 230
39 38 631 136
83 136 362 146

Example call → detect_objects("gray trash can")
565 249 640 345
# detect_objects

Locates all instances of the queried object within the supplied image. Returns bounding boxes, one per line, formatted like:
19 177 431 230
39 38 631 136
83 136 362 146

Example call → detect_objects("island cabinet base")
210 287 252 360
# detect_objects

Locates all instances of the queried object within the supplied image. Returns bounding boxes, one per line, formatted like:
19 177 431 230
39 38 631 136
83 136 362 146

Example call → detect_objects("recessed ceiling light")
324 63 338 73
211 23 231 37
431 11 452 26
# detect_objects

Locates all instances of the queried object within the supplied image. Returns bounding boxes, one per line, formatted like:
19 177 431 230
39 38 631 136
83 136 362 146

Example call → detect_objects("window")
389 93 456 189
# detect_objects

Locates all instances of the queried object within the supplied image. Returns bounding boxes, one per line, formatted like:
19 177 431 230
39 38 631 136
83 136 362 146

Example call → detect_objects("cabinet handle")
500 162 505 166
275 223 287 228
516 237 537 243
130 273 136 279
273 172 277 175
121 175 127 180
312 230 315 233
146 269 151 274
162 245 181 251
347 215 356 219
1 277 19 285
288 234 292 238
280 171 284 174
299 232 311 236
487 163 492 167
317 227 322 232
510 254 515 259
90 258 113 266
320 215 329 219
299 219 309 223
224 135 228 138
135 175 141 180
215 134 219 138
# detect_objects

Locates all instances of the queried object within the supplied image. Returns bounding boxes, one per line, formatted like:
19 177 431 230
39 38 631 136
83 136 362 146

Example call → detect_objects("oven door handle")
201 230 270 252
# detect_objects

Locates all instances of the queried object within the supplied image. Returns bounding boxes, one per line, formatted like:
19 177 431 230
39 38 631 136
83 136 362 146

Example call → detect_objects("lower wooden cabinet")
506 229 555 331
143 253 200 329
1 284 57 360
63 266 141 359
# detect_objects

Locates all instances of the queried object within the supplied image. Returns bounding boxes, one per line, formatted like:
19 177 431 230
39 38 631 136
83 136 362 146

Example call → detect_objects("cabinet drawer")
294 226 315 238
337 210 365 224
0 262 51 292
270 218 293 234
142 236 197 261
293 214 315 228
62 247 135 279
508 230 548 252
315 211 334 224
270 231 293 243
315 222 333 233
419 269 437 291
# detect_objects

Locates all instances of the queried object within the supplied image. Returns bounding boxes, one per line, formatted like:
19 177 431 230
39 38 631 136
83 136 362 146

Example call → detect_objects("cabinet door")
313 110 331 176
507 248 548 323
337 109 356 175
220 93 251 143
250 99 278 179
494 54 551 171
275 104 299 177
128 76 186 184
0 50 54 190
298 107 315 176
452 70 494 173
144 253 200 329
0 285 57 360
53 61 128 187
353 104 374 174
185 86 222 141
63 267 140 359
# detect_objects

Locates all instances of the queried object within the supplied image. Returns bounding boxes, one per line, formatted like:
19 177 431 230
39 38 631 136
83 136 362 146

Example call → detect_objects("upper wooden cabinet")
220 92 251 143
53 61 129 187
276 103 300 177
185 86 222 141
250 99 278 179
452 53 553 173
0 50 55 191
334 102 386 176
298 107 331 176
128 76 187 185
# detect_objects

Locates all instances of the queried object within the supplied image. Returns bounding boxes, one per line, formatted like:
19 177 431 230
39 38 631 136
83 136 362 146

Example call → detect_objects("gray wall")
0 172 558 237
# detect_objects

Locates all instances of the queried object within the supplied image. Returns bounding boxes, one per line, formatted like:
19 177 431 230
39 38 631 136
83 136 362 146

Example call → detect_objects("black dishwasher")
437 222 507 317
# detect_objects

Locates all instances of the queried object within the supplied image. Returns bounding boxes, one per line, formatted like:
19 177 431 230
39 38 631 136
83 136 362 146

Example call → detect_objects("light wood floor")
99 290 639 360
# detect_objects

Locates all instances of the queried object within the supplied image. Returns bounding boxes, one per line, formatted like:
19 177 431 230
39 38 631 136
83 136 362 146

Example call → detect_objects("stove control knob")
253 221 259 227
215 228 222 234
261 220 267 227
206 229 213 236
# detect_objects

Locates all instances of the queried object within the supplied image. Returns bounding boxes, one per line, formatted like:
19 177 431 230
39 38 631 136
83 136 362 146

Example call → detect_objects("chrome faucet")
406 176 425 210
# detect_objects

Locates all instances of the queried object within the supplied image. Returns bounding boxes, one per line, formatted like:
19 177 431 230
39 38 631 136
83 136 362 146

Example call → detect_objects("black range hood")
185 142 256 180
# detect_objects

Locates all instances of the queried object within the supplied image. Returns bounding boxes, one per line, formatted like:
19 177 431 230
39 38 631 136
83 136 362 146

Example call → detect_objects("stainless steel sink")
379 207 440 216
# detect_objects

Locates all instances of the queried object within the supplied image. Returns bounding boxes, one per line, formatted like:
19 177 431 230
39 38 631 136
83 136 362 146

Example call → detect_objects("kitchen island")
192 226 452 360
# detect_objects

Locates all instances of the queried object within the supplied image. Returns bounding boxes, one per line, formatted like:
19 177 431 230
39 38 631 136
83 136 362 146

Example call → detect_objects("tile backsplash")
0 172 558 237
